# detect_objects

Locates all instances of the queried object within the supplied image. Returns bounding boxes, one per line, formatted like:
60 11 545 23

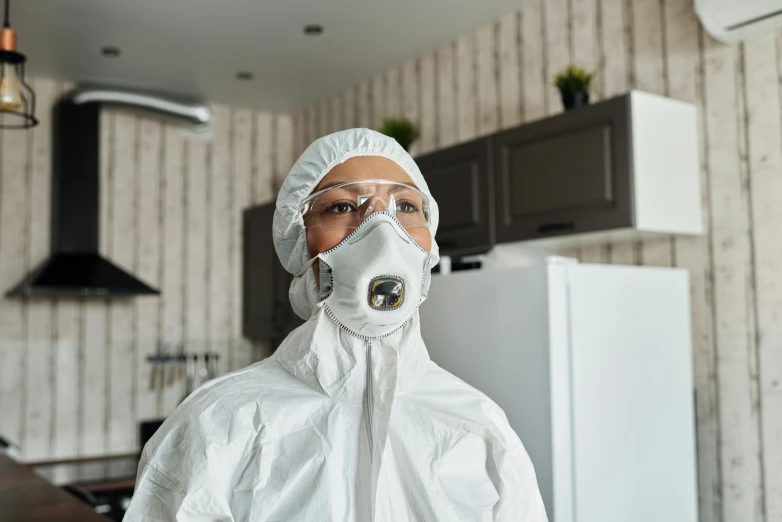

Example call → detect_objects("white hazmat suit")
124 129 547 522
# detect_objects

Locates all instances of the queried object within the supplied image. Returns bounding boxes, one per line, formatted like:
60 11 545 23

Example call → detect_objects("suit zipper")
366 340 373 458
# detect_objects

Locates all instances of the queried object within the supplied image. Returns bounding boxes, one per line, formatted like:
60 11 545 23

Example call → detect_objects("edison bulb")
0 62 22 111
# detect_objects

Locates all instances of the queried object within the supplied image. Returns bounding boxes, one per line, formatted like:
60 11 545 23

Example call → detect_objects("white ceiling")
13 0 531 112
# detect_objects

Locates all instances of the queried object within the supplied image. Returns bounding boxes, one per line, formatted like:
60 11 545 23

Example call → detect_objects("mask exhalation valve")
369 276 404 310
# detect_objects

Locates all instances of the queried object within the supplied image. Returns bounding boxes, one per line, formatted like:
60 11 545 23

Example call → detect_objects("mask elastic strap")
295 254 321 278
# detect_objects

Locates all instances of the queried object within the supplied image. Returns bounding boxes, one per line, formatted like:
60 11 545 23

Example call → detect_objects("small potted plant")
379 117 420 152
554 65 595 111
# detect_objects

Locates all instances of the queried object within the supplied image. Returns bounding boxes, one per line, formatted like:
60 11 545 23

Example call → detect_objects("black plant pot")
561 91 590 111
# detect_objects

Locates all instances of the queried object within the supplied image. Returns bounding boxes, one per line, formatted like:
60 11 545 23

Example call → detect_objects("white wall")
0 77 296 461
297 1 782 521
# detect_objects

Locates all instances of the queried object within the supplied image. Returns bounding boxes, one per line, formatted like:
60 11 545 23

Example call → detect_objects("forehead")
314 156 415 192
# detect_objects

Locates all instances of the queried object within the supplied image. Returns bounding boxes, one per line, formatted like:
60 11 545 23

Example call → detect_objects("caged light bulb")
0 62 22 111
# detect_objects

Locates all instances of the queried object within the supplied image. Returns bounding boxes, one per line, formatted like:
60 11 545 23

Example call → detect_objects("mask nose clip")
368 276 405 310
359 194 396 220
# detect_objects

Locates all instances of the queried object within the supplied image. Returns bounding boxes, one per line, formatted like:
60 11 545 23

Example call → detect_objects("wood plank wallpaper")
296 1 781 521
0 78 296 461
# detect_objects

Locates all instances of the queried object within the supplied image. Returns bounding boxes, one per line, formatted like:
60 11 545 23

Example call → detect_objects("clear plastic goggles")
300 180 431 229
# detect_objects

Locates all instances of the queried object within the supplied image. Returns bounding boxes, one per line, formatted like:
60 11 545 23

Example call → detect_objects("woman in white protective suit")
124 128 547 522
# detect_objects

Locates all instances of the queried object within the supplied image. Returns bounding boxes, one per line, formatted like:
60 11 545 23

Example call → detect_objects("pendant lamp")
0 0 37 129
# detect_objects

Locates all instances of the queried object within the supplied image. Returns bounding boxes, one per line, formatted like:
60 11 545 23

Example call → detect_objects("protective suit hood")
273 128 440 320
124 129 547 522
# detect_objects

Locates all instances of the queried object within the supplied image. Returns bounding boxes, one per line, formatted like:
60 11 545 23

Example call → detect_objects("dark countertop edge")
0 454 110 522
25 452 139 467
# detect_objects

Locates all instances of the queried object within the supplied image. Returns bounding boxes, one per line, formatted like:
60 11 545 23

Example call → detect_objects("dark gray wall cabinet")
416 137 494 255
493 95 632 242
243 202 302 341
416 91 701 254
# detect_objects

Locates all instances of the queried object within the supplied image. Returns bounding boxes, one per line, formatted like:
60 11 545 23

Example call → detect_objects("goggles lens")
300 180 431 229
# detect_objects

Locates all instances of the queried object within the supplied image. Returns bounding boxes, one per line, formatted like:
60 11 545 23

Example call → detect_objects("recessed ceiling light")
304 24 324 36
236 71 254 81
101 46 121 57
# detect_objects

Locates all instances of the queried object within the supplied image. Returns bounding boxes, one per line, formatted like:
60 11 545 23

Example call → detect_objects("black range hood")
8 100 158 296
7 89 210 297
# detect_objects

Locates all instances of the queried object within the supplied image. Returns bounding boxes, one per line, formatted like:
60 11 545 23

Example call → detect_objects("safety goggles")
300 179 431 229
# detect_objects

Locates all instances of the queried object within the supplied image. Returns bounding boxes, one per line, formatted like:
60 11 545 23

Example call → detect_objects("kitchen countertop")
32 454 138 487
0 454 110 522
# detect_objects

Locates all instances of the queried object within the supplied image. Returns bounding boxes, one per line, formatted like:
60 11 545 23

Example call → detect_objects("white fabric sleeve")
123 420 235 522
123 458 234 522
493 442 549 522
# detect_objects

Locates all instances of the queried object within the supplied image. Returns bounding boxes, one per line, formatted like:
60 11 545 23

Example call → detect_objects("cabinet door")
494 96 632 242
242 202 302 341
415 137 493 255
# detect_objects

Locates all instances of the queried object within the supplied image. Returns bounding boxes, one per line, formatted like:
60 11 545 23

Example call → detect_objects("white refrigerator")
419 257 699 522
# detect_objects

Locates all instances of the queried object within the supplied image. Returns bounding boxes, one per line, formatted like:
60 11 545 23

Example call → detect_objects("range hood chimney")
7 87 212 297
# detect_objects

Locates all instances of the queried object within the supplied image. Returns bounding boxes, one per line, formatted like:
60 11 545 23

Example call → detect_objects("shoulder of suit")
418 360 502 405
404 361 519 439
139 357 314 461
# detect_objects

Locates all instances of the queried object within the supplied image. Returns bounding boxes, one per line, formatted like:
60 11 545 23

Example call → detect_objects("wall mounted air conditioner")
696 0 782 43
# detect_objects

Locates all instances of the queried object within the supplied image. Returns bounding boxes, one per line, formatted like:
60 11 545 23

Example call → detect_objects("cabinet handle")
537 221 575 234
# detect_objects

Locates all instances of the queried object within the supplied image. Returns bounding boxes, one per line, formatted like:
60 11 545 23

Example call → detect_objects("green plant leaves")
379 118 420 152
554 65 595 95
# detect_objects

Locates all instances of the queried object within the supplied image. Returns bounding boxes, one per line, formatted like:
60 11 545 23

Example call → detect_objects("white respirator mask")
297 212 432 339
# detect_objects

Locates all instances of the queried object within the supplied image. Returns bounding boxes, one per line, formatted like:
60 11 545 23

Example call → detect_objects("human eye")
324 201 357 215
396 200 420 213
